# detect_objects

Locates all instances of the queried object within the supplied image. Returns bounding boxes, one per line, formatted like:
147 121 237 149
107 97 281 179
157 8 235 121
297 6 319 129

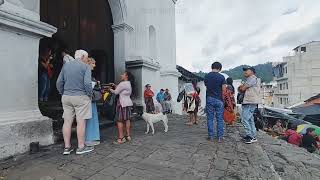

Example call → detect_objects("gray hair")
74 50 88 60
88 57 96 63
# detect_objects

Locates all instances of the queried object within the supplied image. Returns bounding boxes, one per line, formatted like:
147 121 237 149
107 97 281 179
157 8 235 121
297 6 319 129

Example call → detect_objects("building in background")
273 62 289 108
261 81 276 107
273 41 320 108
0 0 180 159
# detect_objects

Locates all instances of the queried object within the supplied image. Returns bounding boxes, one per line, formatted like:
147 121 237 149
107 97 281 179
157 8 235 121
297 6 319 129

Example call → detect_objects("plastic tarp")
262 106 308 127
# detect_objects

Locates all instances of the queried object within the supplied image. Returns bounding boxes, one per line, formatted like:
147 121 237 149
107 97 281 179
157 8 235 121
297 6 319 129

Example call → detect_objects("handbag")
92 88 102 102
105 93 116 106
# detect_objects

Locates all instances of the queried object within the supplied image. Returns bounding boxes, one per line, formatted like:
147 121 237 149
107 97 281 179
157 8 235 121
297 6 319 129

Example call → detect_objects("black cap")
243 66 256 74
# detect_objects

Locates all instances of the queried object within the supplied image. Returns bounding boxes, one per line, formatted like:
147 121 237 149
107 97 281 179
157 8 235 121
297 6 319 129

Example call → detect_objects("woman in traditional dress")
110 71 135 144
184 81 200 126
144 84 155 113
223 77 236 125
85 58 101 146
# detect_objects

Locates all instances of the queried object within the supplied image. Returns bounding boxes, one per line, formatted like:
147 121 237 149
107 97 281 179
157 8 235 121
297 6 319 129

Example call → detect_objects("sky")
175 0 320 72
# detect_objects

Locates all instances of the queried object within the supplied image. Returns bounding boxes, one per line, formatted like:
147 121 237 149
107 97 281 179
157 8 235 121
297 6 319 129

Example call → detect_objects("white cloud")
176 0 320 72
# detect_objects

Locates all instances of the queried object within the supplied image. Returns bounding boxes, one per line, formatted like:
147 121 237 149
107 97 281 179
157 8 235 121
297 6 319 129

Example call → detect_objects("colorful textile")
145 97 155 113
223 85 236 124
284 129 302 146
115 101 132 121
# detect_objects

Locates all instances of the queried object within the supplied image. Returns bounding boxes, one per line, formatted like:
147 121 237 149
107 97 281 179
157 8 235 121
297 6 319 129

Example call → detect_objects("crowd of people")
56 49 135 154
266 120 320 153
144 85 172 114
53 50 318 155
199 62 260 144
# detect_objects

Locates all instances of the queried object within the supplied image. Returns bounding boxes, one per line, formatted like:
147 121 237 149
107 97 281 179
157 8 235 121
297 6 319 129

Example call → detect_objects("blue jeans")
39 73 50 101
206 96 224 138
241 104 257 138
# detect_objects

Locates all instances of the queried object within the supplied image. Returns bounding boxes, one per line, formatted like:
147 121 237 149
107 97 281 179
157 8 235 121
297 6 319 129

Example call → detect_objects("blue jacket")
156 92 165 103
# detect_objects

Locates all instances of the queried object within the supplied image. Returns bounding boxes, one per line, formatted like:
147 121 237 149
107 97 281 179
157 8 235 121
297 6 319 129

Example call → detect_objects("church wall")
0 0 56 159
125 0 181 113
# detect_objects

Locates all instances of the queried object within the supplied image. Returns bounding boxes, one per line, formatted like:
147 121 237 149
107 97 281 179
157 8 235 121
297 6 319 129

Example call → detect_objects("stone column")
0 0 56 159
112 23 134 83
126 58 161 107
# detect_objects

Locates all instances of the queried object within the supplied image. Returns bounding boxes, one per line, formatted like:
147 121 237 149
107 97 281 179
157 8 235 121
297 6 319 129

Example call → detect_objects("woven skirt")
115 101 132 121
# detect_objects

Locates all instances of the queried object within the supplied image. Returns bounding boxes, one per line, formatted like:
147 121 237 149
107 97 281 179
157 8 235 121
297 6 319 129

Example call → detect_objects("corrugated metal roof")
176 65 204 81
293 104 320 116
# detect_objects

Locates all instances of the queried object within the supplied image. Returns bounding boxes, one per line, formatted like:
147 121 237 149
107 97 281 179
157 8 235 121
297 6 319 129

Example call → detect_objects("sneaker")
244 137 252 144
251 138 258 143
242 135 251 141
63 147 74 155
76 146 94 155
218 137 223 143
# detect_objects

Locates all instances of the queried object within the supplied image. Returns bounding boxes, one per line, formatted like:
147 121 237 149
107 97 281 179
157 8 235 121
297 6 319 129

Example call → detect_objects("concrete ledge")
126 59 161 71
0 4 57 37
0 112 53 160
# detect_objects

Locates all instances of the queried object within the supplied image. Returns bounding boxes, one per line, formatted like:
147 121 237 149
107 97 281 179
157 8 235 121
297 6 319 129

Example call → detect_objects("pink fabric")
110 81 133 107
284 129 302 146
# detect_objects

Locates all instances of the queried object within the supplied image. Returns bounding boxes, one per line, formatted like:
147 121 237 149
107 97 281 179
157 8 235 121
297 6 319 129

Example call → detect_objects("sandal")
185 122 193 126
125 136 132 142
113 137 126 145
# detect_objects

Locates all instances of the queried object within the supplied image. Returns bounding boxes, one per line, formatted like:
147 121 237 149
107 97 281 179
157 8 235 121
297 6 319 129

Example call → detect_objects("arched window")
149 25 157 60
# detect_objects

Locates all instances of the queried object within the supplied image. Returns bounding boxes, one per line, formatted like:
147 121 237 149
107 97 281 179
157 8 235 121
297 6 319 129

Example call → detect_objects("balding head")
74 50 88 63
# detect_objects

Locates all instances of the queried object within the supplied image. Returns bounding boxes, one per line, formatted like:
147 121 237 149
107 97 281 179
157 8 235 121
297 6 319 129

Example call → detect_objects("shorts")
62 95 92 122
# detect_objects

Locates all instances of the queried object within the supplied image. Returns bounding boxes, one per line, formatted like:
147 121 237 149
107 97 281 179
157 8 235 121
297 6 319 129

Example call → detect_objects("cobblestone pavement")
1 115 320 180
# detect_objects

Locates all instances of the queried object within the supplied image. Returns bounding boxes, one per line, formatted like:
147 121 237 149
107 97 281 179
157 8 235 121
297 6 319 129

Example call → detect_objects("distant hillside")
195 62 273 83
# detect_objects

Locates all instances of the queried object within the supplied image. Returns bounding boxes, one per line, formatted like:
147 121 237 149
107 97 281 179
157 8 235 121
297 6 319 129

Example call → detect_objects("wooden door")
40 0 114 84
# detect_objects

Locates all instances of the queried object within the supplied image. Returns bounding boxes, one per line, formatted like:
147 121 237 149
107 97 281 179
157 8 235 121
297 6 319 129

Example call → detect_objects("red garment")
223 86 236 124
144 89 154 98
47 65 53 79
284 129 302 146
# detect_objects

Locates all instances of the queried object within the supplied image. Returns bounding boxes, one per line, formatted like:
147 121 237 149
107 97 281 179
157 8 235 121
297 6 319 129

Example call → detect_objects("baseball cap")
243 66 256 74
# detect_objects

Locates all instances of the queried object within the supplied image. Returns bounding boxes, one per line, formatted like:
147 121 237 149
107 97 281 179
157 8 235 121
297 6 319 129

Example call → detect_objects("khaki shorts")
62 95 92 122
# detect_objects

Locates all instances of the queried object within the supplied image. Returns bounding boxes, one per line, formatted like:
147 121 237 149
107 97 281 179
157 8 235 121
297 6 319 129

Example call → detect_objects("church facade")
0 0 180 159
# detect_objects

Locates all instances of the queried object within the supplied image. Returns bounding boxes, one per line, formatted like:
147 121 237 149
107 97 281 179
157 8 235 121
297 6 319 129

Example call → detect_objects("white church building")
0 0 181 159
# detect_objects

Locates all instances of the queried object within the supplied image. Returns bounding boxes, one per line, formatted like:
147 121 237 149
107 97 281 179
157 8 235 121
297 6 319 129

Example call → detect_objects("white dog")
142 113 168 135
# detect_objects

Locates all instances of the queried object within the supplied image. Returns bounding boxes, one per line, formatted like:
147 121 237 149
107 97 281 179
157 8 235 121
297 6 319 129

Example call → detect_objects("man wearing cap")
238 66 261 144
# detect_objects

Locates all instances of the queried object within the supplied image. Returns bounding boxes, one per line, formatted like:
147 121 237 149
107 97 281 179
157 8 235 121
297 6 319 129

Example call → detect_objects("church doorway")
38 0 114 126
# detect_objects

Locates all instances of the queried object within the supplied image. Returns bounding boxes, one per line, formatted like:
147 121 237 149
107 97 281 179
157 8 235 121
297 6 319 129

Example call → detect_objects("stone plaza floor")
1 115 320 180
